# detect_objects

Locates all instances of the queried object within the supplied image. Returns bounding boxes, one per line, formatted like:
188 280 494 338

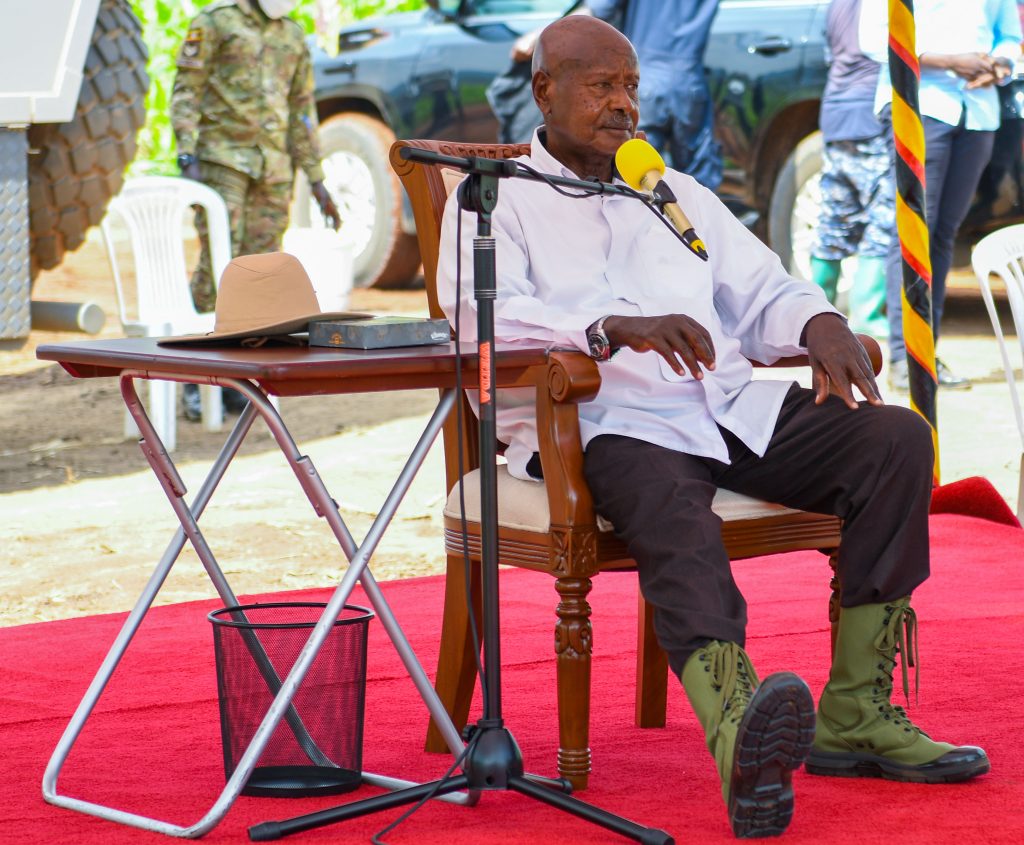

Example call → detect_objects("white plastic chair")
971 224 1024 521
100 176 231 451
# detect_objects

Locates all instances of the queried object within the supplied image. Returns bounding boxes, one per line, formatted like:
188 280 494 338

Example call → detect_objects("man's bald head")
530 15 640 182
532 15 636 78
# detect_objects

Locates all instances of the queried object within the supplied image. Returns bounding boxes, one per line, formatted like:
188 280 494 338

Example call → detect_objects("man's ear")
532 69 552 115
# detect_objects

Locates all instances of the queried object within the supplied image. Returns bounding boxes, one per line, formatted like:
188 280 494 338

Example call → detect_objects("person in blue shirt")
861 0 1023 390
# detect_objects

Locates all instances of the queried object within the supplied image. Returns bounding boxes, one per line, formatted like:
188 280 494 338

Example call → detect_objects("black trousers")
583 385 933 677
883 114 995 362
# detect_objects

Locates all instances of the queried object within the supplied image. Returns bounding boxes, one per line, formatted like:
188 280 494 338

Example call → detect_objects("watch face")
587 330 609 360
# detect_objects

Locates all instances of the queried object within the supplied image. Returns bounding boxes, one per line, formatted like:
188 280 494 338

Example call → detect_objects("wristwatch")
176 153 197 171
586 315 613 361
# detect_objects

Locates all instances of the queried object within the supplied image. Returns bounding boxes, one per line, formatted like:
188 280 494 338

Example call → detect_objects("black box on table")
308 316 451 349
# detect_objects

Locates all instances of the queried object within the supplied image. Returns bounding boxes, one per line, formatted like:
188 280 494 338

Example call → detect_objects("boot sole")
805 748 990 783
729 672 816 839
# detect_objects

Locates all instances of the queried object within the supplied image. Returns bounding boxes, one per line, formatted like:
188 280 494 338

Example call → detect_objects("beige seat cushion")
444 465 807 533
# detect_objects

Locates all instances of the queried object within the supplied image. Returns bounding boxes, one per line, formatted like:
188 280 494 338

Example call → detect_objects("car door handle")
747 36 793 56
324 61 356 76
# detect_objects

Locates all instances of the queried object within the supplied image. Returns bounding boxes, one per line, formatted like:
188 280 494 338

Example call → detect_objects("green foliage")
128 0 425 175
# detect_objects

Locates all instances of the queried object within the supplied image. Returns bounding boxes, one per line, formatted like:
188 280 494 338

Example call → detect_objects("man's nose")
608 84 635 111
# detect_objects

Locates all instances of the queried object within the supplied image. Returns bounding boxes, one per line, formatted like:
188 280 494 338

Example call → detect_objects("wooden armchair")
389 138 882 791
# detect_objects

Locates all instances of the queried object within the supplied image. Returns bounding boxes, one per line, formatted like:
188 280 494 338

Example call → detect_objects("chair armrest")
754 334 883 376
535 350 601 534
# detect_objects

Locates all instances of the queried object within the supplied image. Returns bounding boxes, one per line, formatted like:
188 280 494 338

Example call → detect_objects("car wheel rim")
790 172 821 281
312 149 378 262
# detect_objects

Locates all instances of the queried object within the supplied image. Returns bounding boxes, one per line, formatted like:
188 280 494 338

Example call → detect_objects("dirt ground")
0 233 449 626
2 232 1021 628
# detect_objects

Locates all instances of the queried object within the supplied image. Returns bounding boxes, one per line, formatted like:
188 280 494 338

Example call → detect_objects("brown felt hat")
159 252 367 344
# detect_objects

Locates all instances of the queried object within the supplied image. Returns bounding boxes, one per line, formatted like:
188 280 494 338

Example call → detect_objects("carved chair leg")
827 549 841 659
555 576 593 791
635 591 668 728
425 552 482 753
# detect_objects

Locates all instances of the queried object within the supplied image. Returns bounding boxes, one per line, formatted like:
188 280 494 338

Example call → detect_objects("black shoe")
222 388 249 413
936 358 971 390
182 383 202 422
729 672 816 839
888 359 909 392
888 358 971 392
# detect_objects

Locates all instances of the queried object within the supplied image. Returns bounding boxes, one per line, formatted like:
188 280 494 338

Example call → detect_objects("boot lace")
701 642 759 739
871 600 921 733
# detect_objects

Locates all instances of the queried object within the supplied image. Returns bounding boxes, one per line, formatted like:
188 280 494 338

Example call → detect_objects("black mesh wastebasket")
208 602 373 798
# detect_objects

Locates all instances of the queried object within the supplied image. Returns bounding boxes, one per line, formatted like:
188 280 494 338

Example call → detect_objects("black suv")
308 0 1024 289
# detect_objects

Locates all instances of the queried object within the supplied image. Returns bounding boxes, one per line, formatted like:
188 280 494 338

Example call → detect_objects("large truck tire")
767 131 823 281
310 112 421 289
27 0 149 281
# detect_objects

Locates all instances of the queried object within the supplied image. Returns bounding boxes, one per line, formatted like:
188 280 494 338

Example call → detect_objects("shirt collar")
529 127 578 179
529 127 629 187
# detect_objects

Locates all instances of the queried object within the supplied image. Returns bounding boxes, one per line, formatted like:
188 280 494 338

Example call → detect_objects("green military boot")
681 641 815 838
848 256 889 339
806 598 989 782
810 256 841 303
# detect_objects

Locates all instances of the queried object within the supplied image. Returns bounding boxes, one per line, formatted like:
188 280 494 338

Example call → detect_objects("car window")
465 0 577 14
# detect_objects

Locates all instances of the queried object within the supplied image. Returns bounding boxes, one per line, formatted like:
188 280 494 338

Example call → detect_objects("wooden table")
36 336 550 838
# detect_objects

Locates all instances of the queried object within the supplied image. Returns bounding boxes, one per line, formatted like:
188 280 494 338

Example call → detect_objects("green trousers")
191 161 293 312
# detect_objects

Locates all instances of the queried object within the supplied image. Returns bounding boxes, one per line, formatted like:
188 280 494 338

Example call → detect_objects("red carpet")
2 513 1023 845
930 476 1021 528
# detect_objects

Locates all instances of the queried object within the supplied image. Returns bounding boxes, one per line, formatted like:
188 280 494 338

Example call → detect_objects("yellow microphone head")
615 138 666 192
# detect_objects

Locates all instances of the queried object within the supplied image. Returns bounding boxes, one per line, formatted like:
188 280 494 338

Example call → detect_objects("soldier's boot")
810 256 841 303
681 641 816 838
806 598 989 783
848 256 889 339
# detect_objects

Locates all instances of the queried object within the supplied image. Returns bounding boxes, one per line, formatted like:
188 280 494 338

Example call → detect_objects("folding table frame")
36 337 550 838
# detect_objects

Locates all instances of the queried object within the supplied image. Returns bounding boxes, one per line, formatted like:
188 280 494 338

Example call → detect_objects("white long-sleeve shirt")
436 130 839 481
859 0 1023 131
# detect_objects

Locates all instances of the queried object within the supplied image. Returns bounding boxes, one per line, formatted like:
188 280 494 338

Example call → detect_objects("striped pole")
887 0 939 483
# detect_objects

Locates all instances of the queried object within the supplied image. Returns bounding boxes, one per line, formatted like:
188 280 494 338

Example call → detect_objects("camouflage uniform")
812 134 895 262
170 0 325 310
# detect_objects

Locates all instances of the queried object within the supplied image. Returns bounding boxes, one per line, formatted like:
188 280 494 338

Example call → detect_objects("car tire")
27 0 149 282
299 112 421 289
768 131 823 281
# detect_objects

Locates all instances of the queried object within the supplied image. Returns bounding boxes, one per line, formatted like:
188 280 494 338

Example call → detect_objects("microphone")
615 138 709 262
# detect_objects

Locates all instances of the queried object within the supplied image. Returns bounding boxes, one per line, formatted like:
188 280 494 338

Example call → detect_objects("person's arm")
919 51 997 82
680 177 880 406
990 0 1023 74
511 2 592 62
169 14 216 179
584 0 623 22
287 41 340 228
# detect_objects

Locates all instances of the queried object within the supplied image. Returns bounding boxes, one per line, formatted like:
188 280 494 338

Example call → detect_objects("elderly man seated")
436 15 988 839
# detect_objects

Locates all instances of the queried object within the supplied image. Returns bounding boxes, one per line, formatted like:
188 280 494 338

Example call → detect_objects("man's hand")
604 314 716 379
511 29 540 62
177 153 201 182
966 70 1000 89
311 180 341 230
941 52 998 82
803 313 882 409
967 56 1013 89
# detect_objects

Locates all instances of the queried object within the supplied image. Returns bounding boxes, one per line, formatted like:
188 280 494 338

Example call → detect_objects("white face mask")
256 0 296 19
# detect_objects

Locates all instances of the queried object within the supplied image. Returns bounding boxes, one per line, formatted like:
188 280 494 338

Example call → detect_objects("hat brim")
157 311 372 345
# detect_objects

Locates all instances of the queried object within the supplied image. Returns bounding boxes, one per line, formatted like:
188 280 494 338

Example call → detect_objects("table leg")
43 376 475 838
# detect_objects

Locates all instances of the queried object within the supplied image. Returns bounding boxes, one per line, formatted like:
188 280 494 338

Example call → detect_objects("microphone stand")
248 149 673 845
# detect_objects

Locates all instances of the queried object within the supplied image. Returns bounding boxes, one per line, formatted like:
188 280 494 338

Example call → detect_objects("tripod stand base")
249 725 674 844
